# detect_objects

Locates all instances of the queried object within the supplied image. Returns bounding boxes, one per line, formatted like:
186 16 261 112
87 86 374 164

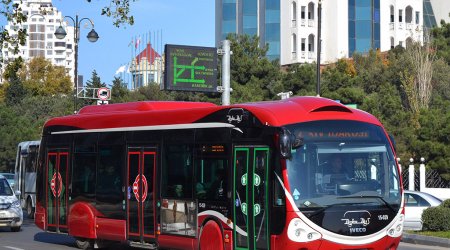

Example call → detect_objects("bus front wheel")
199 220 224 250
26 198 34 219
75 238 94 250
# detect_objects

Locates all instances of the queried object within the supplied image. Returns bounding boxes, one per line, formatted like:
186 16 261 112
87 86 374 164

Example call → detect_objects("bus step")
128 241 158 249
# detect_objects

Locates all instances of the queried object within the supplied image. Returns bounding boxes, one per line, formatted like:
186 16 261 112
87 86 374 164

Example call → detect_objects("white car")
0 174 23 232
404 190 442 231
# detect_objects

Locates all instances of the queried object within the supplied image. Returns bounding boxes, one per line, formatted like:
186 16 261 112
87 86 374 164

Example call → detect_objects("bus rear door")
127 147 157 245
45 149 69 233
233 146 270 250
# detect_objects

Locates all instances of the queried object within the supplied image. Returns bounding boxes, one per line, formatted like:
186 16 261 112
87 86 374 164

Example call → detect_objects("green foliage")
431 21 450 64
422 205 450 231
441 199 450 209
18 57 72 96
226 34 281 103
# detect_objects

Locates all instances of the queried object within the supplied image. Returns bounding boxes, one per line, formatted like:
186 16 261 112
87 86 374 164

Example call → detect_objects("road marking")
3 246 25 250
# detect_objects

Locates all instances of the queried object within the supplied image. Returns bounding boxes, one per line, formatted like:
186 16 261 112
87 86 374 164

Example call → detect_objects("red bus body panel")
37 97 401 249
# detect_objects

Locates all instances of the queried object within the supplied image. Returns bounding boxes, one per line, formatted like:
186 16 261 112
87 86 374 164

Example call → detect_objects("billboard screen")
164 44 218 92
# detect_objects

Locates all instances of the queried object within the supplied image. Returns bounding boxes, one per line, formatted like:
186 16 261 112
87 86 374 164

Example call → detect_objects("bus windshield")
285 120 401 214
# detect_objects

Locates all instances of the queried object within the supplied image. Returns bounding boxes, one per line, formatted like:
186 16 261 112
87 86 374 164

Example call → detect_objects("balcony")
406 23 413 30
301 51 306 59
292 19 297 28
389 23 395 30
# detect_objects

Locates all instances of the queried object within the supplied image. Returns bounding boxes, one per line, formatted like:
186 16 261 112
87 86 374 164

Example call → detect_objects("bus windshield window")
285 120 401 211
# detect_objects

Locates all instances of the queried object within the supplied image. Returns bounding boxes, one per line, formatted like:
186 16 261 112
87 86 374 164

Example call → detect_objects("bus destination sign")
164 44 218 92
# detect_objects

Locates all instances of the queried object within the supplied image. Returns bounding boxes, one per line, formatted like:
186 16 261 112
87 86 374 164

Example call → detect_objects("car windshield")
3 174 14 180
0 178 13 196
285 120 401 213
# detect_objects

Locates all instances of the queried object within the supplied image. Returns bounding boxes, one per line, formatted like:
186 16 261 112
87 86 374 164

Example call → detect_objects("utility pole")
218 40 232 105
316 0 322 97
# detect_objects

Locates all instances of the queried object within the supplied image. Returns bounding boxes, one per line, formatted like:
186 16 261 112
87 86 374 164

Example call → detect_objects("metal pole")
316 0 322 97
74 15 79 113
221 40 231 106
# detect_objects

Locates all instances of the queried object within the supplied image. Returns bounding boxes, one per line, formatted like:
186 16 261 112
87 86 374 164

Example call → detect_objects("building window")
390 37 394 49
308 2 314 20
292 33 297 53
405 6 413 23
292 1 297 27
301 6 305 19
399 9 403 22
301 38 306 51
390 5 394 22
415 11 420 24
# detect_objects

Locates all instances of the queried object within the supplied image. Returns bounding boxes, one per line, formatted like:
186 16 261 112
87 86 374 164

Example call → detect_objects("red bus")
35 96 404 250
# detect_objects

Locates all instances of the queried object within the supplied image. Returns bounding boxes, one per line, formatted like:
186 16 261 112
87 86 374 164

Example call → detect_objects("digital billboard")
164 44 218 92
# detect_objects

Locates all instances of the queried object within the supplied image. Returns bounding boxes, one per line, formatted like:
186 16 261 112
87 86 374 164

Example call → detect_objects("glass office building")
348 0 380 57
216 0 280 61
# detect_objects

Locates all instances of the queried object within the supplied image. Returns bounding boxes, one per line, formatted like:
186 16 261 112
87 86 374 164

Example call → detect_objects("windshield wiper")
337 192 396 213
305 202 366 218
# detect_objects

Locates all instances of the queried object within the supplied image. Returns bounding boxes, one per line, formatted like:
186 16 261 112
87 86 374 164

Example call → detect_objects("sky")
9 0 216 86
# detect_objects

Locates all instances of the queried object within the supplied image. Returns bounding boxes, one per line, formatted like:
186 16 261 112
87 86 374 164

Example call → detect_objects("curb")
401 233 450 248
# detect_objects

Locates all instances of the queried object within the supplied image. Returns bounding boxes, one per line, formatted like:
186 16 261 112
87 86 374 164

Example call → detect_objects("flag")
115 65 126 75
135 37 141 49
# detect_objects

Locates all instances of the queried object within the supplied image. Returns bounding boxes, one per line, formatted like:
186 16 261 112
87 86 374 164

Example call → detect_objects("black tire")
11 226 21 232
75 238 94 250
26 198 34 219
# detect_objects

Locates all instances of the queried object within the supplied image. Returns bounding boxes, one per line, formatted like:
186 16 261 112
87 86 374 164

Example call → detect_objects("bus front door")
233 146 270 250
45 150 69 233
127 147 156 244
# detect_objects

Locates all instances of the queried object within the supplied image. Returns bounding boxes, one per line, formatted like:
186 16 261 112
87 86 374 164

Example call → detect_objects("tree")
80 70 106 106
17 57 72 96
0 0 135 61
226 34 280 103
431 20 450 64
110 76 130 103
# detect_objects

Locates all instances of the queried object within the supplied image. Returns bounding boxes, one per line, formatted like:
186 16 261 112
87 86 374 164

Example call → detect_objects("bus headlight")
287 218 321 242
387 214 403 238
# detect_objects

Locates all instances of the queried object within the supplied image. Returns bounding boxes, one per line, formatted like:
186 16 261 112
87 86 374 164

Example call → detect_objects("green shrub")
440 199 450 209
422 206 450 231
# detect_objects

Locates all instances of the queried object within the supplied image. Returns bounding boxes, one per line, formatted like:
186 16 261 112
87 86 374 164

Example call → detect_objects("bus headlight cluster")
387 214 403 238
287 218 321 243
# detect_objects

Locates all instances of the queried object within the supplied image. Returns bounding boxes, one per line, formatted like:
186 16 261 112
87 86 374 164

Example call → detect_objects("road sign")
164 44 217 92
97 87 110 101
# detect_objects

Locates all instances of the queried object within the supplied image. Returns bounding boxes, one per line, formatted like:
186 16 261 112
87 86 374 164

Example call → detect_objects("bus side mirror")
389 134 397 153
280 128 292 159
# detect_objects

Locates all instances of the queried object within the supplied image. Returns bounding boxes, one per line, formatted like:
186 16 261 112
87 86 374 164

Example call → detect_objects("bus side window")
72 154 96 196
194 154 228 200
162 144 193 199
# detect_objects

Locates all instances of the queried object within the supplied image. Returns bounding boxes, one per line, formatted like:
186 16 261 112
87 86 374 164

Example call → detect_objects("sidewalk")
401 232 450 248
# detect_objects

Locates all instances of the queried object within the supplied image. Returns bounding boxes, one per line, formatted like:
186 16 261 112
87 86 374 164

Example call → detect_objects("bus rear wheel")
26 198 34 219
199 220 224 250
75 238 94 250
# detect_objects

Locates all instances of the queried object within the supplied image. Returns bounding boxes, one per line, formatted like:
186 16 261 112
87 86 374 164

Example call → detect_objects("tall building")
216 0 423 66
1 0 75 85
215 0 281 61
424 0 450 29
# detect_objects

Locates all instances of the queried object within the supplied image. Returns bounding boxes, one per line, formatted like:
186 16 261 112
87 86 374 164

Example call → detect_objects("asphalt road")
0 215 447 250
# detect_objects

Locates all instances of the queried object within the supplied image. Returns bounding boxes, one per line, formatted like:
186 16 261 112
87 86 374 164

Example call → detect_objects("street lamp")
54 15 99 113
316 0 322 97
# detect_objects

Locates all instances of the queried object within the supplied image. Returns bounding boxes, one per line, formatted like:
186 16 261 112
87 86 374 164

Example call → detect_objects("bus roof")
44 97 382 132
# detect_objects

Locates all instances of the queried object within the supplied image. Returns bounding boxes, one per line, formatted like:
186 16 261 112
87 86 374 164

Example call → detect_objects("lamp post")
316 0 322 97
54 15 99 113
